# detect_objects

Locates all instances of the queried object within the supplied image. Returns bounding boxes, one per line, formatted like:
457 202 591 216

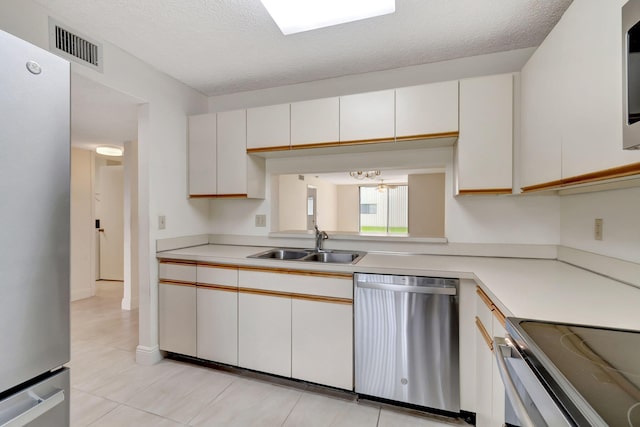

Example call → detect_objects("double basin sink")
248 248 366 265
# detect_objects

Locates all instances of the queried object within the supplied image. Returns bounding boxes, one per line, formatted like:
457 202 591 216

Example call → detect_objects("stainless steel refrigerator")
0 29 71 426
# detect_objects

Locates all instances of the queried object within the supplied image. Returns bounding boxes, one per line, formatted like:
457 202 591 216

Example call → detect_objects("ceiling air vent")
48 18 103 72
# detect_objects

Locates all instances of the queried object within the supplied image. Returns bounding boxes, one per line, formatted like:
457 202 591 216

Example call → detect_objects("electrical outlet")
594 218 603 240
159 215 166 230
255 214 267 227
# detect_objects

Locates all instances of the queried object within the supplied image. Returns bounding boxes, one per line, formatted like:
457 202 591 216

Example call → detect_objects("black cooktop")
510 320 640 426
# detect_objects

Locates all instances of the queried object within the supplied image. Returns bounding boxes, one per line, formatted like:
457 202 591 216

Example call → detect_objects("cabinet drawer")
238 269 352 299
159 261 196 283
197 264 238 287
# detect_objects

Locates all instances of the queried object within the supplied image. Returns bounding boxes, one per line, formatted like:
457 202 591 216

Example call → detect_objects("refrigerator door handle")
0 389 65 427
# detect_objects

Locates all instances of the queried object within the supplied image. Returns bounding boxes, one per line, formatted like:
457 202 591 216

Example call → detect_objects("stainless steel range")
495 318 640 426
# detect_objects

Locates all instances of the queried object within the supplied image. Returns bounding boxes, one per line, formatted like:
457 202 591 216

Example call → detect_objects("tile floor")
70 281 467 427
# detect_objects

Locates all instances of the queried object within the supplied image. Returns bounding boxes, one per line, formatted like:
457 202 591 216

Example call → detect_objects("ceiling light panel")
261 0 395 35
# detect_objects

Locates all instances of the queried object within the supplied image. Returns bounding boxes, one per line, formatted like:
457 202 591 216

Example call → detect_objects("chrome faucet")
314 225 329 252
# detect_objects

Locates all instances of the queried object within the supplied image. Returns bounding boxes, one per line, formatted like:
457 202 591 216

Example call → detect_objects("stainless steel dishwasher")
354 273 459 413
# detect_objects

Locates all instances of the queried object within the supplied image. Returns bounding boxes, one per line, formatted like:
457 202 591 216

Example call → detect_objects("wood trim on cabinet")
238 265 352 279
521 179 566 193
197 284 238 293
246 145 291 154
159 260 197 267
159 280 196 288
197 263 239 271
561 162 640 186
475 317 493 351
395 131 459 142
238 287 352 305
492 306 506 328
521 162 640 193
458 188 512 195
476 286 494 311
339 136 396 146
290 141 341 150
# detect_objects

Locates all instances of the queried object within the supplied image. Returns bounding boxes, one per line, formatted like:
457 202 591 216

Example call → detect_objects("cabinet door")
560 0 640 178
291 299 353 390
238 292 291 377
458 74 513 194
197 287 238 365
475 318 493 427
491 320 507 427
291 97 339 147
188 113 217 196
246 103 290 150
158 283 196 357
396 81 458 139
217 109 247 195
340 90 395 143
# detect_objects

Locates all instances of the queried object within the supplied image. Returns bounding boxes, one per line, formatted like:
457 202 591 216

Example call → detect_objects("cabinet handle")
476 286 494 311
475 317 493 350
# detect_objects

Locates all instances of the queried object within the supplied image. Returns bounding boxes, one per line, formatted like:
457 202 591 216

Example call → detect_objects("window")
359 185 408 234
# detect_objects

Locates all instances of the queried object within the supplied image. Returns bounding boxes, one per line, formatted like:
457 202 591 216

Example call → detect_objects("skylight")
260 0 396 35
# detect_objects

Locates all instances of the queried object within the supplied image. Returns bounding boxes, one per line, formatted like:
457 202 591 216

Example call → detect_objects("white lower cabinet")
238 292 292 377
158 283 197 357
291 299 353 390
475 287 506 427
197 287 238 365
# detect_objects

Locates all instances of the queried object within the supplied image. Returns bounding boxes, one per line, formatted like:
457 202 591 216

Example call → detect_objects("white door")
96 164 124 280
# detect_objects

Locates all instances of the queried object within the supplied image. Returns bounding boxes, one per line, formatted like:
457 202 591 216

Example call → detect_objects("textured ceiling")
33 0 572 96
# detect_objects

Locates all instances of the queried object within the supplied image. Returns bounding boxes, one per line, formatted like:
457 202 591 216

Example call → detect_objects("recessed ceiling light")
96 146 123 157
260 0 395 35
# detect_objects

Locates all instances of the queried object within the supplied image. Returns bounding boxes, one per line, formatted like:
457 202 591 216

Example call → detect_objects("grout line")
375 406 382 427
185 377 236 426
84 402 121 426
280 392 304 426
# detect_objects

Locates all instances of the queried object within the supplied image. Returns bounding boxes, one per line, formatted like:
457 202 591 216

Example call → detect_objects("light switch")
255 214 267 227
159 215 166 230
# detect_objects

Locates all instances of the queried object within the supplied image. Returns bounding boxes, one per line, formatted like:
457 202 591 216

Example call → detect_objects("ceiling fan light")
260 0 395 35
96 146 123 157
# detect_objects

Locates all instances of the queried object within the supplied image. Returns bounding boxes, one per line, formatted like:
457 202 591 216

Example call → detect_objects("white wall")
278 175 338 231
560 187 640 263
70 148 95 301
0 0 209 364
337 185 360 232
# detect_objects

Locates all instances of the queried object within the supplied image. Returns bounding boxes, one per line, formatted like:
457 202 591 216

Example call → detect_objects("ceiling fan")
376 179 398 192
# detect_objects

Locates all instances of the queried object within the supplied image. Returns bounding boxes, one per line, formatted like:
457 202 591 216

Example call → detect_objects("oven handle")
494 337 537 427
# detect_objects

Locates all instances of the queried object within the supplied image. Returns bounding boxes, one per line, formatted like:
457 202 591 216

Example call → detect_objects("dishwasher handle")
355 280 457 295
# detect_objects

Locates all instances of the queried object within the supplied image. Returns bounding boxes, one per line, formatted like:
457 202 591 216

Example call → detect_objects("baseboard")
558 246 640 289
135 345 163 365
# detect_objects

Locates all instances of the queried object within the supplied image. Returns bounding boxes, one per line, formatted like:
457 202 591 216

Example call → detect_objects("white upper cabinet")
396 81 459 140
520 0 639 191
559 0 639 178
457 74 513 194
246 103 290 150
340 90 395 143
290 97 340 147
188 113 217 196
217 109 247 196
520 23 565 190
188 110 265 199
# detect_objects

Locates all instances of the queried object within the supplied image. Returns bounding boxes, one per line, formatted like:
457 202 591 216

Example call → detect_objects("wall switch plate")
594 218 603 240
255 214 267 227
159 215 166 230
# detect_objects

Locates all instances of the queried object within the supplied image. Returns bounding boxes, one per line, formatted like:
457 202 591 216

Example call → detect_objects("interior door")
96 164 124 281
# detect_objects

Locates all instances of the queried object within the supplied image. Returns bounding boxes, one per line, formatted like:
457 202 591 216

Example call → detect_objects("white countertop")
158 244 640 331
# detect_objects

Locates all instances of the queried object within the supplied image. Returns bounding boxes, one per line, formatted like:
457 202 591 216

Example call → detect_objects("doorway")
307 185 317 230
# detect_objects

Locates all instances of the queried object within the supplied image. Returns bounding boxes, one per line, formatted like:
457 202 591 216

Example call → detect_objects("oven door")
493 337 574 427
